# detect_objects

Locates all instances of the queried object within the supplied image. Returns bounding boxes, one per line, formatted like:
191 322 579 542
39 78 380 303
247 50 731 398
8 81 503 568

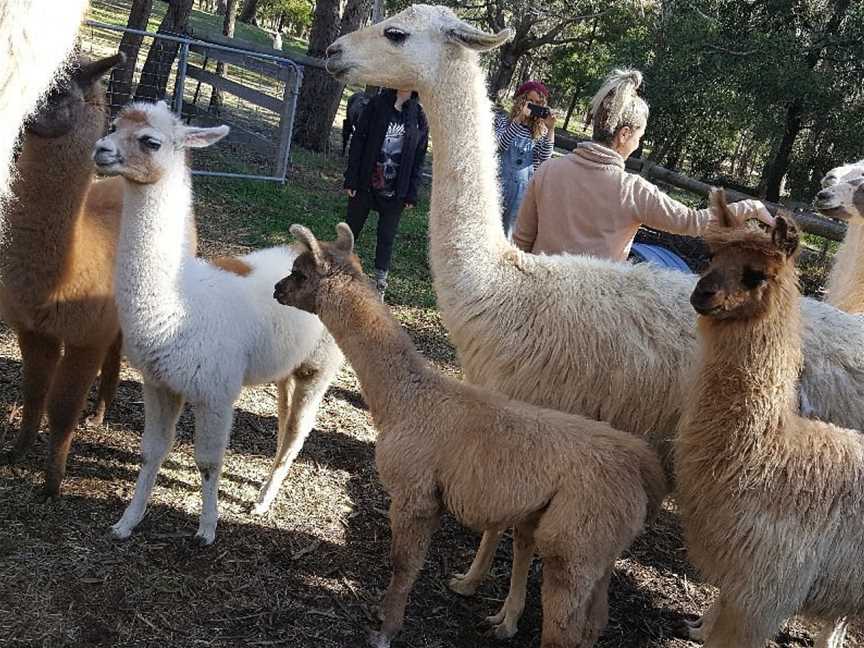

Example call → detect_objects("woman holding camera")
495 80 556 239
512 69 773 258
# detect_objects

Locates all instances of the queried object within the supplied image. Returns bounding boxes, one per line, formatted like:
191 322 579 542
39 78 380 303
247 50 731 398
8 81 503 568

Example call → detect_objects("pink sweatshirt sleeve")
629 176 717 236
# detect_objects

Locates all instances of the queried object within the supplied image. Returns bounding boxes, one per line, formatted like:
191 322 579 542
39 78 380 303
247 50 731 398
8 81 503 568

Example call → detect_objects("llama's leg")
110 384 183 539
370 498 440 648
539 557 602 648
42 343 105 497
579 567 612 646
449 528 503 596
3 330 61 462
701 599 778 648
485 518 538 639
86 333 122 427
815 617 848 648
192 401 234 545
253 354 336 514
686 596 721 641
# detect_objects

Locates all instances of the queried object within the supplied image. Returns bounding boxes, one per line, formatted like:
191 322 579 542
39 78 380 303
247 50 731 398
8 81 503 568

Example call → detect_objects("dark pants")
345 190 404 273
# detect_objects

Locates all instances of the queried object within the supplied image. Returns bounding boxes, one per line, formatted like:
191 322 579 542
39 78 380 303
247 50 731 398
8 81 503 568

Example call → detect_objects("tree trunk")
294 0 372 152
563 89 580 132
762 100 803 202
487 41 520 101
216 0 227 14
134 0 194 102
209 0 238 114
238 0 259 24
108 0 154 111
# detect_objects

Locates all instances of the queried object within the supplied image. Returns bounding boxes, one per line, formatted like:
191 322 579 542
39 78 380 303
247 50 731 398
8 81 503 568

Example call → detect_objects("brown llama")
274 223 667 648
676 190 864 648
0 54 192 497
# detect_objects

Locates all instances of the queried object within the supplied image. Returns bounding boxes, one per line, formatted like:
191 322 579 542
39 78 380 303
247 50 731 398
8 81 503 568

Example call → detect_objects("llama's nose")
325 43 342 59
815 188 833 203
690 284 720 314
93 142 118 166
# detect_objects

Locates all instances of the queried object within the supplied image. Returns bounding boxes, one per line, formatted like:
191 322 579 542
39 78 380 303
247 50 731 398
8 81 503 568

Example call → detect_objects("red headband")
515 80 549 98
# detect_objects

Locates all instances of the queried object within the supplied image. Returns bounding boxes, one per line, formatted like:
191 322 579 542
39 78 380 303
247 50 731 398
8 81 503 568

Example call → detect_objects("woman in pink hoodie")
512 69 772 260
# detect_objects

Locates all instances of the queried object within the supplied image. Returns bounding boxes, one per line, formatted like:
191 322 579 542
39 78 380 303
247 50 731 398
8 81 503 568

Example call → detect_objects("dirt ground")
0 238 861 648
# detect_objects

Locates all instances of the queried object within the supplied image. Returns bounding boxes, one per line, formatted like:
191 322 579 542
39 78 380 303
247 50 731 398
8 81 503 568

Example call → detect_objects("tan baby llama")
676 191 864 647
274 223 666 648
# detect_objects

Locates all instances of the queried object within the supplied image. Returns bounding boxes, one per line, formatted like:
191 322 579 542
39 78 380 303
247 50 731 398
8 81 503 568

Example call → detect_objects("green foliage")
257 0 313 33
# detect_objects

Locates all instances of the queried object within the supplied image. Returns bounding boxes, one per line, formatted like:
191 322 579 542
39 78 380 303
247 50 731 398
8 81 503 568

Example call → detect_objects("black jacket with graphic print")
343 89 429 205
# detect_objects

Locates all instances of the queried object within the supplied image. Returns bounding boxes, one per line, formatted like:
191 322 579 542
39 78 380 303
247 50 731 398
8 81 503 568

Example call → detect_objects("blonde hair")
508 92 548 141
586 68 649 144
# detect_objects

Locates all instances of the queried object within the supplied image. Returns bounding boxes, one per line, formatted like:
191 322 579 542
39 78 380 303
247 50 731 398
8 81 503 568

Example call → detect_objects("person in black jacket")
344 87 429 299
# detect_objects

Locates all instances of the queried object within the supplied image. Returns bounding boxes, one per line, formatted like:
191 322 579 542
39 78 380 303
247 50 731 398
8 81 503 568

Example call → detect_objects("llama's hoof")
39 484 61 503
84 411 105 428
109 523 133 541
484 610 517 640
250 500 272 516
448 573 480 596
368 629 391 648
193 529 216 546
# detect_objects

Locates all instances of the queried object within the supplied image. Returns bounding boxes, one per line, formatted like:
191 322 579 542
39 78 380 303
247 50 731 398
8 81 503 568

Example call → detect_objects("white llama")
325 6 864 644
0 0 88 197
817 161 864 313
92 101 343 544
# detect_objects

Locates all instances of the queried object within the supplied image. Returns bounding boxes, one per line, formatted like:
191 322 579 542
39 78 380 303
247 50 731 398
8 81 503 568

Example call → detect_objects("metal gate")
81 20 305 182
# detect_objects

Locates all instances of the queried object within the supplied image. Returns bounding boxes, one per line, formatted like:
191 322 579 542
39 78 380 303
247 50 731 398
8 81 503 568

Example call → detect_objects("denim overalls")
499 129 536 239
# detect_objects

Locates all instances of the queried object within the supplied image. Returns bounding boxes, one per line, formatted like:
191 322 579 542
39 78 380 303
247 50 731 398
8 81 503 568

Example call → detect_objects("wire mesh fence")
79 20 303 182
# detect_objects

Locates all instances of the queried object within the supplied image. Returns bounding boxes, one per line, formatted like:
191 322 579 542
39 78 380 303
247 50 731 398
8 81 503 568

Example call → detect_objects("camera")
527 102 551 119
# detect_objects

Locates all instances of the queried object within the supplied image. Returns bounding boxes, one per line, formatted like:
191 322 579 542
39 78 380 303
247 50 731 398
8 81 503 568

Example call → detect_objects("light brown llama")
0 55 130 496
676 191 864 648
274 223 667 648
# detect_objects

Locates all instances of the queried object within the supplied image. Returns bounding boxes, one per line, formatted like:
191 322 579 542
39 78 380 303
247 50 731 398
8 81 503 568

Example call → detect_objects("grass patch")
193 147 436 309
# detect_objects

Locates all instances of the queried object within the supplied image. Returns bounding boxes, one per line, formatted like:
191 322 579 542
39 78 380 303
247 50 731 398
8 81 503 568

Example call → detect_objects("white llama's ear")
444 21 513 51
334 222 354 253
290 224 323 264
182 125 230 149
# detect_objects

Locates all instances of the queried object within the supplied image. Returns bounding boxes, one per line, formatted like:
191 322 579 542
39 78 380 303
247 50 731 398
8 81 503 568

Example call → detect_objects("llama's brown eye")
291 269 306 282
384 27 408 44
742 267 766 289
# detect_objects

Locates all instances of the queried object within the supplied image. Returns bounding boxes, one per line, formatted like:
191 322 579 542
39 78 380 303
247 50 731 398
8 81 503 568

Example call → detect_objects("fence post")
275 64 302 182
173 40 190 115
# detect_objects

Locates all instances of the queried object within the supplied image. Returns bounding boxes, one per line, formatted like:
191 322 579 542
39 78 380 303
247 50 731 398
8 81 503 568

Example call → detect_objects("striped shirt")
494 112 553 170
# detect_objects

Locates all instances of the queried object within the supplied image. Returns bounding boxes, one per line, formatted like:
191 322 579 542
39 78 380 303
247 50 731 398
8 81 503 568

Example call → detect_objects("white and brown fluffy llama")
324 6 864 607
0 55 128 498
676 192 864 648
274 223 666 648
816 163 864 313
0 0 88 197
92 101 342 544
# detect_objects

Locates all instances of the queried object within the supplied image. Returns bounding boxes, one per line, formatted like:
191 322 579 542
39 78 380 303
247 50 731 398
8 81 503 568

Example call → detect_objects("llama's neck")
1 116 104 295
418 55 510 300
317 280 436 426
689 272 802 451
826 222 864 314
116 163 194 320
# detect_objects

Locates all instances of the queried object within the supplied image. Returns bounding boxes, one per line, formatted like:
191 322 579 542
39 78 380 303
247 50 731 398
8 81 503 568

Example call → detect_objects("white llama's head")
324 5 512 91
820 159 864 189
815 176 864 223
92 101 229 184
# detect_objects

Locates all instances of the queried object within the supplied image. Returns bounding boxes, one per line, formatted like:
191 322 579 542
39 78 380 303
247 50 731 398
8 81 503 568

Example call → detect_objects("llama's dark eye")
384 27 409 44
108 123 117 134
742 266 767 289
291 269 307 282
138 136 161 151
